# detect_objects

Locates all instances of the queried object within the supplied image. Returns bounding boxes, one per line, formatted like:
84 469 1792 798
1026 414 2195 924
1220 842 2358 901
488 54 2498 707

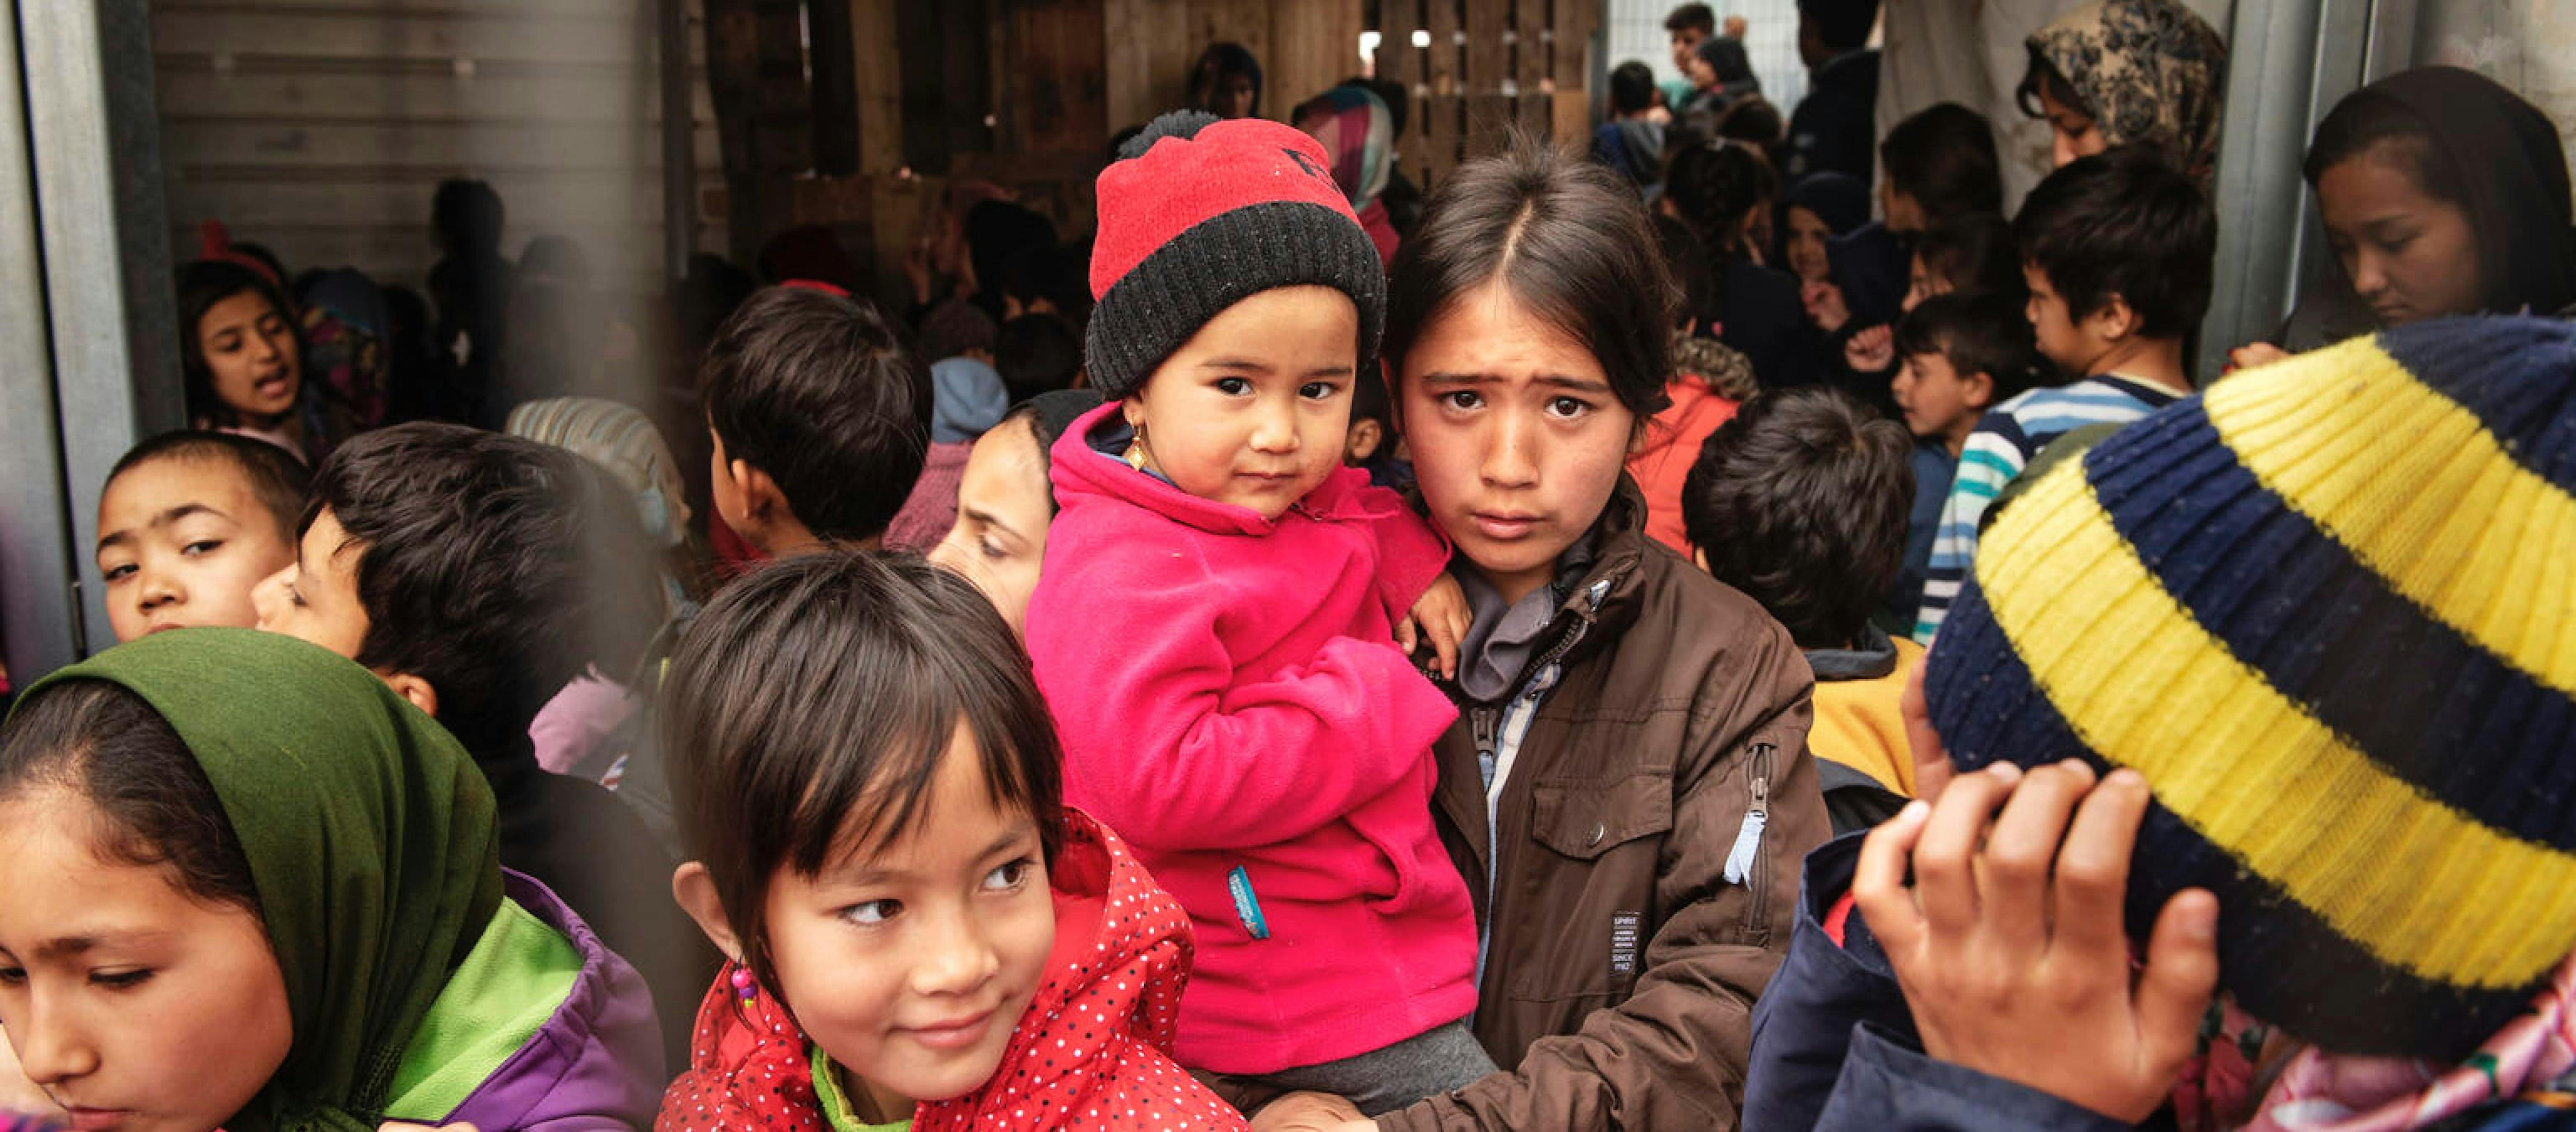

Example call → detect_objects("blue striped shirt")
1912 376 2185 643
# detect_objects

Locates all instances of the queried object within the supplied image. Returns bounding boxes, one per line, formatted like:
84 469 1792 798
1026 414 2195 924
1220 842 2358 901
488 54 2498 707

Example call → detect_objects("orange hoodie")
1627 338 1757 555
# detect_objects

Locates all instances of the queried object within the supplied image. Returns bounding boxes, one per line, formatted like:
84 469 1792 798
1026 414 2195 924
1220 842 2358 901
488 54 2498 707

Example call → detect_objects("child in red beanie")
1023 111 1492 1115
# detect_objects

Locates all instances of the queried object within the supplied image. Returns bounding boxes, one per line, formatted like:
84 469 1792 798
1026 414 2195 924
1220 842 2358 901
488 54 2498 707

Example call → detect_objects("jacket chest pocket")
1501 774 1673 1003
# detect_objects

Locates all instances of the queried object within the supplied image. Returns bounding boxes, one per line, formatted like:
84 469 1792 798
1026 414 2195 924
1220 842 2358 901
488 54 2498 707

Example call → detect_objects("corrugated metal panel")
151 0 725 294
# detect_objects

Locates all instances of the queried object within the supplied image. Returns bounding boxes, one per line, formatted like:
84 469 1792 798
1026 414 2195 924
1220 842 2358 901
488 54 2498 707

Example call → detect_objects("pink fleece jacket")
1024 403 1480 1075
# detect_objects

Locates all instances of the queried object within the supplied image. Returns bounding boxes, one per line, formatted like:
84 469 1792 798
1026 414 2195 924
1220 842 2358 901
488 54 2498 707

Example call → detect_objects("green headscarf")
10 628 503 1132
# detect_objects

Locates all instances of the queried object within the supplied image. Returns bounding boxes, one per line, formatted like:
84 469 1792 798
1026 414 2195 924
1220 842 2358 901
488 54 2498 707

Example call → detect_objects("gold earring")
1124 423 1150 471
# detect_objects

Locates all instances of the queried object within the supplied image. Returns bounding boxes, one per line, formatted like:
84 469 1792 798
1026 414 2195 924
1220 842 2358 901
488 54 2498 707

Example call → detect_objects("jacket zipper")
1740 742 1774 938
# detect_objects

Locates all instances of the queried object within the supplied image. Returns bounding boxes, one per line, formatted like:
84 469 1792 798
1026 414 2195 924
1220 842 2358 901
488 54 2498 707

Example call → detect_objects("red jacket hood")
654 810 1246 1131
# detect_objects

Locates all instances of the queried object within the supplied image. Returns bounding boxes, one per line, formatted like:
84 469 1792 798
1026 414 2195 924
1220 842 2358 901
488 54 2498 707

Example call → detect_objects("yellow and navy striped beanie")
1925 315 2576 1061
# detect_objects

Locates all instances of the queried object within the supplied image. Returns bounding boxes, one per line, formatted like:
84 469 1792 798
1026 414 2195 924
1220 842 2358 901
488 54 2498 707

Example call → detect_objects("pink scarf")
2229 951 2576 1130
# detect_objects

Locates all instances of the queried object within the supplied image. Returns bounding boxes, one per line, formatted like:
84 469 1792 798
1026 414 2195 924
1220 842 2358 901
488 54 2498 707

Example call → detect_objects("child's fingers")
2135 888 2221 1074
2050 768 2151 960
1431 616 1462 680
1395 615 1419 657
1853 799 1931 956
1912 764 2021 935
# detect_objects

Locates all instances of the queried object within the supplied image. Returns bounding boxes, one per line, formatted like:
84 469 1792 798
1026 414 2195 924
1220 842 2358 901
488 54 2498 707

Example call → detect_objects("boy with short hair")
1594 61 1669 193
1887 293 2051 624
252 420 711 1066
95 431 311 643
1684 386 1918 833
701 284 935 557
1913 146 2212 642
1663 3 1718 111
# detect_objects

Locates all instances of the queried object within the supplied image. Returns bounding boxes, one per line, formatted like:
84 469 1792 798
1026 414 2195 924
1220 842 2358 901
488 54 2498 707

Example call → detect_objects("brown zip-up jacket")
1378 481 1829 1131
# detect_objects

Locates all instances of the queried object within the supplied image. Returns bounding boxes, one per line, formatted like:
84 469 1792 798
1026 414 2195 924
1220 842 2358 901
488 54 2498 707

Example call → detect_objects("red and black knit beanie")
1085 110 1387 399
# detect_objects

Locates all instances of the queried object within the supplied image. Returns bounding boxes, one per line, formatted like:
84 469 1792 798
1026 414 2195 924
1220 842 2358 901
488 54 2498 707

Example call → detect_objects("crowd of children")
3 1 2575 1129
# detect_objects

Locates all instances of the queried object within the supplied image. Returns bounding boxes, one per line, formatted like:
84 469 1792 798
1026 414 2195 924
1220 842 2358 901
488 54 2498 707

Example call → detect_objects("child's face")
1123 286 1358 521
0 789 293 1132
195 291 301 422
251 508 374 663
761 733 1054 1111
1894 350 1989 448
1903 252 1946 314
1398 280 1637 607
1784 206 1833 285
2023 263 2109 376
96 459 297 643
928 417 1054 637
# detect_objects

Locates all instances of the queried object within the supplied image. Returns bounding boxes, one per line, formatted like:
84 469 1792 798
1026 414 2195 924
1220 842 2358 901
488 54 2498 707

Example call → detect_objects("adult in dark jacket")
1242 139 1831 1132
1784 0 1882 183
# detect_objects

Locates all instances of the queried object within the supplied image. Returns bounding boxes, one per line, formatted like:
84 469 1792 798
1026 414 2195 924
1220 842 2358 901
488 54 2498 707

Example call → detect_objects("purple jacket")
438 871 669 1131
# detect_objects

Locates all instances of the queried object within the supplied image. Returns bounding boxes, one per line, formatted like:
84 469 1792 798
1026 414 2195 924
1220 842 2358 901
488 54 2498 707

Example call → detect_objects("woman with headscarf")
1294 84 1402 265
2237 67 2576 364
2019 0 2229 190
0 628 664 1131
1682 35 1763 120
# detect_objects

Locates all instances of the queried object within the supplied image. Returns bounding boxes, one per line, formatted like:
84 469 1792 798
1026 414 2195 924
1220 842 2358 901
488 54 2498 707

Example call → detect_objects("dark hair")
1892 292 2052 404
1881 103 2004 220
1349 364 1393 430
1000 389 1102 517
1799 0 1881 53
1652 212 1724 331
1189 42 1264 117
176 259 301 428
2016 51 2092 123
1913 212 2024 300
519 235 593 288
2012 146 2215 338
229 243 290 292
431 179 506 259
1717 99 1786 149
0 680 261 916
1664 141 1776 259
1611 61 1659 115
919 299 1000 363
700 286 934 542
994 313 1083 404
996 242 1093 331
1682 386 1912 648
661 552 1065 1001
1385 138 1674 420
108 430 314 548
1665 3 1717 35
965 202 1059 312
306 422 663 752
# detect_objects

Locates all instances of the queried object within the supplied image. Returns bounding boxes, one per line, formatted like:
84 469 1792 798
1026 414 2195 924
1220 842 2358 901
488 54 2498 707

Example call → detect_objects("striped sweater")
1911 375 2185 643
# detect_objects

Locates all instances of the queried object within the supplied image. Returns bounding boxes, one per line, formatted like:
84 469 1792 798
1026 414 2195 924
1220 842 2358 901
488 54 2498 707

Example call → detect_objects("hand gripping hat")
1925 315 2576 1061
1083 110 1387 400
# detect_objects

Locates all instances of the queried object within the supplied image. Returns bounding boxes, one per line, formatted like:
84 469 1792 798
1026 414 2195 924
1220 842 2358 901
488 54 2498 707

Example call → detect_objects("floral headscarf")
2026 0 2230 188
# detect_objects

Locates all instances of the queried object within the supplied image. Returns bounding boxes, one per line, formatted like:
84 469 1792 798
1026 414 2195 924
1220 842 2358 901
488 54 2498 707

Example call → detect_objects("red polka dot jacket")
653 809 1250 1131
